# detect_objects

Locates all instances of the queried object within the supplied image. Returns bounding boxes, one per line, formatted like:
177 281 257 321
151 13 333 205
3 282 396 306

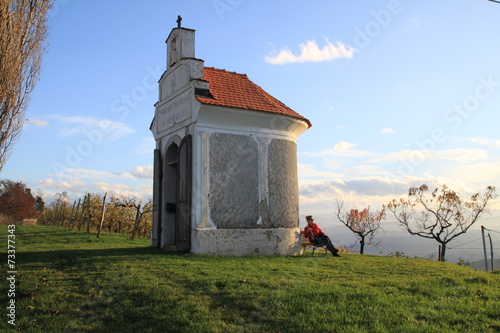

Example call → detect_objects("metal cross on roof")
177 15 182 28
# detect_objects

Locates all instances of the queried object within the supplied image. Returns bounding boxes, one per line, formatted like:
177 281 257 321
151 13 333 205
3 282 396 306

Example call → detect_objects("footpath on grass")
1 225 499 333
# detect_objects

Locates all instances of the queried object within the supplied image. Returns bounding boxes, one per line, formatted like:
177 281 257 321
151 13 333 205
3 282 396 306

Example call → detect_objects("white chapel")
150 19 311 256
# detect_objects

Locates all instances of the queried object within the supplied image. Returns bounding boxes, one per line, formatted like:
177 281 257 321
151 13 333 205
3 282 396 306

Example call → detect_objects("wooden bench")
301 231 328 256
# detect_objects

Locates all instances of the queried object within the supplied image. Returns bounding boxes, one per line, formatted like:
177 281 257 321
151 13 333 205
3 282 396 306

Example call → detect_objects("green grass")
1 225 499 333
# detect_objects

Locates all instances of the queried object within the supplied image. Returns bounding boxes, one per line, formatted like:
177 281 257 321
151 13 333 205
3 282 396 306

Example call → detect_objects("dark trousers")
314 235 339 255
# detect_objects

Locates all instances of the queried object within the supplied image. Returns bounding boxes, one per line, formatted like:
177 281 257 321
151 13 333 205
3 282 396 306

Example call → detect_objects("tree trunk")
439 243 447 262
360 236 365 254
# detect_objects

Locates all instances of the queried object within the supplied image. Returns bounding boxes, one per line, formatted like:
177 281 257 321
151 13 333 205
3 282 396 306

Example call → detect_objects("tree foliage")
335 200 385 254
386 184 496 261
0 0 52 171
0 179 40 221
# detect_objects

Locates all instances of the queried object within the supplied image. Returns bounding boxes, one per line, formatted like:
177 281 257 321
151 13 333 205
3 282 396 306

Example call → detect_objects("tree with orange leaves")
386 184 496 261
0 179 39 221
335 200 386 254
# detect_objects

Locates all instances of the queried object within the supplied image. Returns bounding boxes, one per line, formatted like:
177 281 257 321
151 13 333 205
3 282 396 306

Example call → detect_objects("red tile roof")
196 67 311 128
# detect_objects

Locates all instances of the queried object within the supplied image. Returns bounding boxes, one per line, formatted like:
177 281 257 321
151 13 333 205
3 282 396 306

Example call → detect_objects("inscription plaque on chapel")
157 88 192 133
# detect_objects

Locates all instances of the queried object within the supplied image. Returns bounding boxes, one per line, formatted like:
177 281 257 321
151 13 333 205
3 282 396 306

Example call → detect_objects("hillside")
1 225 499 332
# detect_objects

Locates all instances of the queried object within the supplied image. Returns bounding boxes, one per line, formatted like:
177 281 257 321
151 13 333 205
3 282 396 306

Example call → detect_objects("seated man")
304 215 341 257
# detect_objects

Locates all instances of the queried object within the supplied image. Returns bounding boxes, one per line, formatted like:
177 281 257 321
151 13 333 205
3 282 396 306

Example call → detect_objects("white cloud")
447 161 500 189
303 141 373 158
93 182 132 193
298 175 454 216
459 137 500 148
265 39 354 65
373 148 488 164
411 18 422 27
48 115 134 141
91 182 151 201
53 168 133 180
433 149 488 163
135 137 155 154
35 178 151 203
25 119 49 127
348 165 390 176
37 178 87 192
131 165 153 179
37 178 55 187
380 128 396 134
298 163 343 179
136 184 153 193
299 177 409 201
334 141 357 151
54 166 154 181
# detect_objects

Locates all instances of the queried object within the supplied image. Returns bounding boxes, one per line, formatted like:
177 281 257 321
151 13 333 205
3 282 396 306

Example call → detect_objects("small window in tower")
169 37 178 67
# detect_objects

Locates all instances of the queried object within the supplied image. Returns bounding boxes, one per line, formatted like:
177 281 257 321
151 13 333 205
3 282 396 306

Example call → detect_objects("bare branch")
336 200 385 254
387 185 496 261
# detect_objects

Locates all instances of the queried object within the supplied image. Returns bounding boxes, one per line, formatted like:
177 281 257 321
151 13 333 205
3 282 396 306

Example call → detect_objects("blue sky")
3 0 500 252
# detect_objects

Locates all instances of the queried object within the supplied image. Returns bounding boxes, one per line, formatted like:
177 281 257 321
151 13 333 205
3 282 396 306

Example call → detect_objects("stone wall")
268 139 298 228
209 133 259 228
208 133 299 230
192 228 303 256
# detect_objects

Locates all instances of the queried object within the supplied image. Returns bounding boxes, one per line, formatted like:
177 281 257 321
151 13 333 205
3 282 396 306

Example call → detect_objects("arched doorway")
162 143 178 248
158 135 192 251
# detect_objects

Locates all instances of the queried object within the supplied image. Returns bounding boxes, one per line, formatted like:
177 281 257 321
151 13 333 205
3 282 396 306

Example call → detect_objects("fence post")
482 226 489 271
69 200 77 228
97 193 108 238
77 195 87 231
130 204 141 240
73 198 81 229
86 193 92 234
488 233 494 271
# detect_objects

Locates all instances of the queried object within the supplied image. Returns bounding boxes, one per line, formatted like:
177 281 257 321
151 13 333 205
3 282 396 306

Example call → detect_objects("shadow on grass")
17 246 184 265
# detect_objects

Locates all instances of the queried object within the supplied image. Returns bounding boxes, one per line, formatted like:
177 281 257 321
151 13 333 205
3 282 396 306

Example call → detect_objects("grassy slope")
1 225 499 333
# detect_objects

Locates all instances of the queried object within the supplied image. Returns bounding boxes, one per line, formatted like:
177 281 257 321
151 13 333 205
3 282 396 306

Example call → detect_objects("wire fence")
448 226 498 271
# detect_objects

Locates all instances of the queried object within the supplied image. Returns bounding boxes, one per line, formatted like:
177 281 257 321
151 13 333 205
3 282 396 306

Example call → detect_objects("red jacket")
304 223 325 242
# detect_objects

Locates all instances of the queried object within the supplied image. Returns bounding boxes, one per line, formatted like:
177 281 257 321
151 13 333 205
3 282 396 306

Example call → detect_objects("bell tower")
166 16 196 68
151 17 205 251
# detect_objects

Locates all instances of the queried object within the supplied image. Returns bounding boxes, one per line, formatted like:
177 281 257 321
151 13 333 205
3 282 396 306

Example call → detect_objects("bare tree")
0 0 52 171
335 200 385 254
386 184 496 261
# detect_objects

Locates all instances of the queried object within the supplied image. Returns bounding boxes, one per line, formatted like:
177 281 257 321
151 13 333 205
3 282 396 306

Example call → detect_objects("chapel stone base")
191 228 303 256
